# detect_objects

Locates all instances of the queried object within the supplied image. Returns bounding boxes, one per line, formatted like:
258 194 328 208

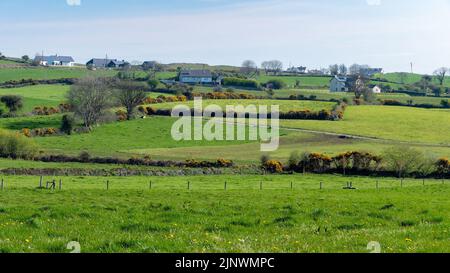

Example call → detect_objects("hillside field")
0 67 116 83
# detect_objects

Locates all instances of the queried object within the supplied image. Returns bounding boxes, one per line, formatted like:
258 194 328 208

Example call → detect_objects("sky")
1 0 450 73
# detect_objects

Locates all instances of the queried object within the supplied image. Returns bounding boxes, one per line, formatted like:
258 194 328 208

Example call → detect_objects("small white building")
372 85 382 94
34 55 75 66
179 70 213 84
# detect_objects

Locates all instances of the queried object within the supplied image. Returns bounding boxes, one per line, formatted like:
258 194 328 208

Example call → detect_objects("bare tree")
261 61 270 75
339 64 348 75
353 76 367 99
329 64 339 76
113 80 148 120
67 77 114 129
240 60 258 77
433 67 449 86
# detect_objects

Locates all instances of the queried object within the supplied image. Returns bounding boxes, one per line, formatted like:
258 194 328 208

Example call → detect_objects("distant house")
372 85 382 94
107 60 129 68
330 75 355 92
179 70 213 84
308 69 325 75
142 61 158 70
34 55 75 66
287 66 307 74
86 58 113 68
86 58 129 69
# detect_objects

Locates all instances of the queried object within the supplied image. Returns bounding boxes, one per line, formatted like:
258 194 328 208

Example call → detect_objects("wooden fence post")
39 176 43 188
149 181 152 190
224 181 227 191
106 180 109 190
291 181 293 190
0 179 3 191
188 181 190 190
260 181 263 190
59 179 62 190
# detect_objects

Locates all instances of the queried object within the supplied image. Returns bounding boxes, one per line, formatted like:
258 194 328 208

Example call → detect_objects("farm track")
225 120 450 148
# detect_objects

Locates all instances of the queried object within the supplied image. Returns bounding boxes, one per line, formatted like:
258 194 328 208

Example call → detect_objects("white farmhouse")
34 55 75 66
179 70 213 84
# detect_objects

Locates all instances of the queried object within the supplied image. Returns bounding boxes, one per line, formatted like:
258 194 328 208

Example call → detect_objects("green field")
281 106 450 144
0 67 116 83
0 84 69 113
0 174 448 253
374 72 450 88
154 99 336 112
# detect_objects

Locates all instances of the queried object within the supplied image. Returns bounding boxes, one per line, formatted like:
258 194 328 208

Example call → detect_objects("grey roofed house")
86 58 118 68
107 60 128 68
179 70 213 84
34 55 75 66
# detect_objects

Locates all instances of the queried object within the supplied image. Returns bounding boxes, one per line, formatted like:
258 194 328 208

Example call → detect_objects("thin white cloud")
2 0 450 73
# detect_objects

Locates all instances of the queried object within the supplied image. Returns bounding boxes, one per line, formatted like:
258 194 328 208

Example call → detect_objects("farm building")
179 70 213 84
34 55 75 66
330 75 356 92
86 58 129 69
287 66 307 74
372 85 382 94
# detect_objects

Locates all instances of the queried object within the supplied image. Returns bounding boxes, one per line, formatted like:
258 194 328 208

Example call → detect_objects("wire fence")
0 175 448 192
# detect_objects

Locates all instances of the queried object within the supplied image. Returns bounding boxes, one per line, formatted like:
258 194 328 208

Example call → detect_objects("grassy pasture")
0 84 69 113
0 67 116 83
281 106 450 145
0 174 448 253
33 117 257 157
153 99 336 112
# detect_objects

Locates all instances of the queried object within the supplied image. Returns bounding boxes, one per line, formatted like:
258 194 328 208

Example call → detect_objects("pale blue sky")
1 0 450 73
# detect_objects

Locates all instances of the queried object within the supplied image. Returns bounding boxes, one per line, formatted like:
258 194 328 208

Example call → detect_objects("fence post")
59 179 62 190
260 181 263 190
320 182 323 190
224 181 227 191
188 181 190 190
106 180 109 190
39 176 43 188
291 181 293 190
149 181 152 190
1 179 3 191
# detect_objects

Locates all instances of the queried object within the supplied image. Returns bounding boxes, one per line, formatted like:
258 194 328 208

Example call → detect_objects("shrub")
436 158 449 175
0 95 23 113
0 130 38 159
116 110 128 121
263 160 284 173
61 114 75 135
265 79 286 90
441 100 450 108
